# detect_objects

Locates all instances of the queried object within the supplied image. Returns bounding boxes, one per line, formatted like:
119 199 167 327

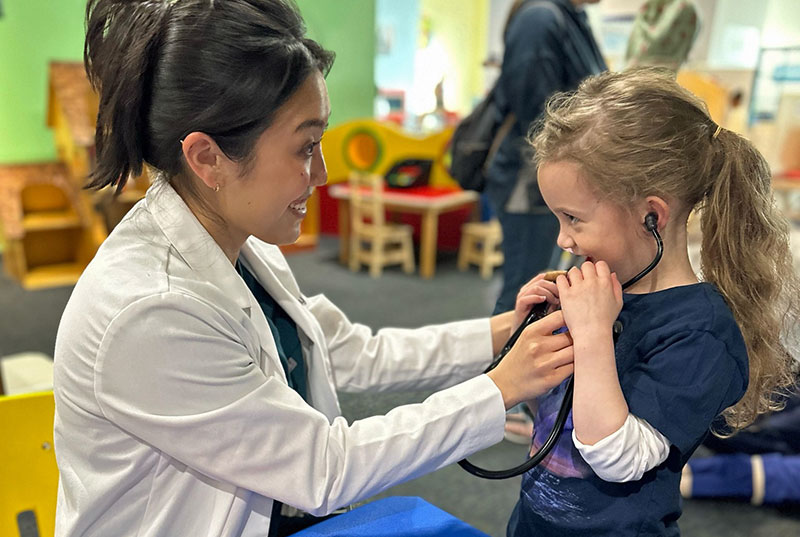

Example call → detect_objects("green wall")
298 0 376 126
0 0 375 165
0 0 86 164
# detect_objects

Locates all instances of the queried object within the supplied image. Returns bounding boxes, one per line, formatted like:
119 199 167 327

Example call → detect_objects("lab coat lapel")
240 239 341 420
240 240 316 344
144 180 285 380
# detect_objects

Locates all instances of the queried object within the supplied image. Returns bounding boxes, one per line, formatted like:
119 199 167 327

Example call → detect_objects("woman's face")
220 70 331 246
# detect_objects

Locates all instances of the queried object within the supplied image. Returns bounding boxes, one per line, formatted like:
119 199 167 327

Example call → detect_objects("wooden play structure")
0 62 147 290
676 70 730 125
317 118 476 248
320 118 457 189
0 162 104 290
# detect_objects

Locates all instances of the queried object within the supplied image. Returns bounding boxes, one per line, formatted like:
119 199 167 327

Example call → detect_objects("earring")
214 184 220 193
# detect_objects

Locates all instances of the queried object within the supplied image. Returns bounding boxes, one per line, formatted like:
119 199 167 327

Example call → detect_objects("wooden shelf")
23 211 81 232
21 262 85 290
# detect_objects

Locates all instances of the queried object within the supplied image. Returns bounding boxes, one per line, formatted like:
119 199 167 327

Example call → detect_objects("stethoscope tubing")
459 226 663 480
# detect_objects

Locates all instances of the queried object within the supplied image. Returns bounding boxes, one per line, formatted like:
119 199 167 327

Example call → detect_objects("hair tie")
712 124 722 140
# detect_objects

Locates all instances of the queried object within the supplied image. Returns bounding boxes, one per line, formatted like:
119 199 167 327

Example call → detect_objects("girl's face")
220 70 331 246
538 160 652 285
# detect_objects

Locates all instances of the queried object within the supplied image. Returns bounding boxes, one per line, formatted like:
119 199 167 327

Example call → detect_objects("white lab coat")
53 180 506 537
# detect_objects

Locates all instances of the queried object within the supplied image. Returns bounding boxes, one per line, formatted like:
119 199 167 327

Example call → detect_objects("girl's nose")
556 228 574 251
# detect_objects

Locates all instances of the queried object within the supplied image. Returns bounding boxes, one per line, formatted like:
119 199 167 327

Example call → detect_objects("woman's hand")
487 310 574 410
513 273 561 333
556 261 622 341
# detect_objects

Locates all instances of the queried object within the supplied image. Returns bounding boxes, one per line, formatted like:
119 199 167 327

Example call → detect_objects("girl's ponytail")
85 0 171 192
700 128 799 432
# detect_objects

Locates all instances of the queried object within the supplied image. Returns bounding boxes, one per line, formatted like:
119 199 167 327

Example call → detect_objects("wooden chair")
457 219 504 279
0 391 58 537
348 172 415 277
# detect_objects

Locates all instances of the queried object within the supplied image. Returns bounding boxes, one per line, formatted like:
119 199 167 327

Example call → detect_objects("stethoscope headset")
459 212 663 479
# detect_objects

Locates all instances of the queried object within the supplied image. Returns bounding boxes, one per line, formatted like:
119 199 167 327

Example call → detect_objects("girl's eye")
564 213 580 224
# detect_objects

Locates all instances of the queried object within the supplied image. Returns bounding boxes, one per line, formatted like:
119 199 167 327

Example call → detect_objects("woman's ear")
643 196 670 233
180 132 229 190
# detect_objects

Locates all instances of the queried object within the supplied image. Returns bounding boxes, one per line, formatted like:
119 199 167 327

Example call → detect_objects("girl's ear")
181 132 233 190
643 196 670 233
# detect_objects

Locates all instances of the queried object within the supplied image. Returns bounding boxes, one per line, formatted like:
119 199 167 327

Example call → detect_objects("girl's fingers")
581 261 597 280
612 272 623 303
595 260 611 279
567 265 583 284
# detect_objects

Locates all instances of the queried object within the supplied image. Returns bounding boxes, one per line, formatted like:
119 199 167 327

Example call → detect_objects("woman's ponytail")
82 0 334 198
700 128 799 432
84 0 171 192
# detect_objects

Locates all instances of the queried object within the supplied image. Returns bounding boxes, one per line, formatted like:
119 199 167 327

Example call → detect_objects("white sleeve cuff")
572 413 671 483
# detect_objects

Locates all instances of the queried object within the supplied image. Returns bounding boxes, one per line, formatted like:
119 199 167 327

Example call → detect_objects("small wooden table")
329 184 479 278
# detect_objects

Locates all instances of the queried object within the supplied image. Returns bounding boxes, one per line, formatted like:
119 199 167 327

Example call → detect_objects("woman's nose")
311 146 328 187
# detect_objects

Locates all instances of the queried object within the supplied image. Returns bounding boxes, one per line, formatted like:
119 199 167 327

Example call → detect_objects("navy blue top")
487 0 606 213
508 283 749 537
236 260 308 402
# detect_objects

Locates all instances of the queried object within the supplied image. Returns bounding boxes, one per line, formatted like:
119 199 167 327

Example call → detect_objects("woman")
53 1 574 536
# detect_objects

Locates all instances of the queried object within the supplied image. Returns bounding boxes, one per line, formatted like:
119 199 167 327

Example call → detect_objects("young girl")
507 68 799 536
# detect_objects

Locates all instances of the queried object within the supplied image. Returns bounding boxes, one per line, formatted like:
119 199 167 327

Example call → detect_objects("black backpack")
449 86 515 192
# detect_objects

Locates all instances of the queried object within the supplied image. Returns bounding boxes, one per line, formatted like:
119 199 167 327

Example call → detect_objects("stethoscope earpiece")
644 212 658 232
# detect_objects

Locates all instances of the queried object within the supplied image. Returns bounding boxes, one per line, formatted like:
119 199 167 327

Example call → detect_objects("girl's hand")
513 272 560 333
556 261 623 341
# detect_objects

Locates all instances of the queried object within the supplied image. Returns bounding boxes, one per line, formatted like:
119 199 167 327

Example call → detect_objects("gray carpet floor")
2 235 800 536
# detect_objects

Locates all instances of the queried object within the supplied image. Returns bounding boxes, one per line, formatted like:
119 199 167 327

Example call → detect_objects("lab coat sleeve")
94 292 506 516
305 293 495 392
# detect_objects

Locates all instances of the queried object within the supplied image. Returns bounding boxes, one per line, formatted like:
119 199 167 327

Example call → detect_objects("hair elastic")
712 124 722 140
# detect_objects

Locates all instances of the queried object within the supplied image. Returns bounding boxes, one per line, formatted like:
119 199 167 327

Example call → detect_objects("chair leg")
479 255 494 279
402 235 415 274
369 238 383 278
479 236 498 279
349 236 360 272
457 234 471 271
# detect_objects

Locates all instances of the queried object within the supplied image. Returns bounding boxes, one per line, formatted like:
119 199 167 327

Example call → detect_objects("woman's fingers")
525 310 565 336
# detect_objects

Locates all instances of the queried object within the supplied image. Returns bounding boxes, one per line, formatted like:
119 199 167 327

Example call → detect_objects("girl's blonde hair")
531 68 798 434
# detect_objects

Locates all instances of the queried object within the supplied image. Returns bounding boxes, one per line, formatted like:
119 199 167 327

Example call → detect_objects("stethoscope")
459 213 663 479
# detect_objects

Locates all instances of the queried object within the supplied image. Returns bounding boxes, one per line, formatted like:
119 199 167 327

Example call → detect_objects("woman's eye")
303 138 322 157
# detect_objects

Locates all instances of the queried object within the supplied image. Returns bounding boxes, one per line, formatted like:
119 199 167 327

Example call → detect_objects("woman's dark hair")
84 0 335 192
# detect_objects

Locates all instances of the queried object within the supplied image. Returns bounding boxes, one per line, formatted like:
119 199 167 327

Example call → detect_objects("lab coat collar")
145 179 251 311
143 180 286 382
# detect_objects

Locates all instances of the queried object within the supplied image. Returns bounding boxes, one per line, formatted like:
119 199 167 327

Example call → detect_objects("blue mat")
293 497 490 537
